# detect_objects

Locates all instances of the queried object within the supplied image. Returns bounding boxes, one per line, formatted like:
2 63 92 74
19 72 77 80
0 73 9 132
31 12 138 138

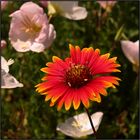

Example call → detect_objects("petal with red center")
57 100 64 111
40 91 48 95
46 74 64 82
44 84 68 103
87 48 100 68
45 62 67 78
57 87 77 111
81 47 94 65
83 76 121 103
64 89 75 110
101 53 110 59
69 44 82 64
41 66 64 76
36 82 48 92
109 57 117 62
75 45 81 63
57 89 70 111
43 84 68 103
50 85 69 103
46 62 53 67
79 88 90 108
50 101 55 107
41 76 48 81
89 53 120 75
45 94 52 101
52 56 68 69
88 76 120 94
84 85 101 102
52 56 62 62
36 80 61 92
69 44 76 63
47 61 68 76
73 89 80 110
41 67 49 73
93 93 101 103
98 88 108 96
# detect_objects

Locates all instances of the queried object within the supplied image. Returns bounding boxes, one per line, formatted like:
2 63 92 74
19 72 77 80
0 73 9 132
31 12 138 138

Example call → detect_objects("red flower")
36 44 121 110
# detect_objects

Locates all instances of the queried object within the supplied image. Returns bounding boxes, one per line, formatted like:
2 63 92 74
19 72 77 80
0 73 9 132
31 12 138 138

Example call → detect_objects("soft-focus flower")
1 1 9 11
9 2 56 53
1 56 23 88
40 1 48 7
1 56 14 73
56 112 103 138
97 1 117 12
121 40 139 72
36 44 121 110
1 40 7 49
41 1 88 20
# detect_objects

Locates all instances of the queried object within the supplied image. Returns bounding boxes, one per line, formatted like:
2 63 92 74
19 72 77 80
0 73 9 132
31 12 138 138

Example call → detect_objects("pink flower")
9 2 56 53
40 1 88 20
97 1 117 12
1 1 9 11
1 40 7 49
121 40 139 72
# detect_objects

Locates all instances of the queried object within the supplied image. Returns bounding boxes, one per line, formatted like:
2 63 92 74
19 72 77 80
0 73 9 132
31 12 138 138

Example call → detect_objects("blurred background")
1 1 139 139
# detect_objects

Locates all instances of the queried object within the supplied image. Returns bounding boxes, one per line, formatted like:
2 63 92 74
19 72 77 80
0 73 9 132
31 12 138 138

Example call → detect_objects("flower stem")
85 108 97 138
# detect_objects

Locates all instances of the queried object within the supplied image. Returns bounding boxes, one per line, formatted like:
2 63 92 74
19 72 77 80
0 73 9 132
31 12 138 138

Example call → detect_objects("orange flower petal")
80 89 90 108
73 90 80 110
52 56 61 62
64 91 74 110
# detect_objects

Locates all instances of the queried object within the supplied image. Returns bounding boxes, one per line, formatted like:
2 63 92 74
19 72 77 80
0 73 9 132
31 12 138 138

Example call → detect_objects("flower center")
21 15 41 37
65 64 92 88
25 23 41 35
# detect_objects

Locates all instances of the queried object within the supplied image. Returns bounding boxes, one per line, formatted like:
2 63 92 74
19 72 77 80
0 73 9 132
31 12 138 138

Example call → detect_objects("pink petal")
121 40 139 66
9 11 32 41
20 2 44 17
30 42 45 53
97 1 116 9
11 39 31 52
1 1 9 11
1 40 7 49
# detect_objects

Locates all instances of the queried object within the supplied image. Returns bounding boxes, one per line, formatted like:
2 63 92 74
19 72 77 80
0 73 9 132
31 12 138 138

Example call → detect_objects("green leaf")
114 24 125 41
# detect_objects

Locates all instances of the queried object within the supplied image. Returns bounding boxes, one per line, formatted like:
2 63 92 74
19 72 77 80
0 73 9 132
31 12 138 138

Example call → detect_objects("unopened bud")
1 40 7 49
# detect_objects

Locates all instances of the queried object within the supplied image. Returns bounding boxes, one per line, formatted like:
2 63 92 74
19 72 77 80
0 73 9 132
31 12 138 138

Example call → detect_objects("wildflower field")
1 1 139 139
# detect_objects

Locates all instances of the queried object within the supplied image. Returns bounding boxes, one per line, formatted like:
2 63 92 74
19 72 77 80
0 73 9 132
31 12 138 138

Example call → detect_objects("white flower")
42 1 88 20
121 40 139 72
1 56 14 73
56 112 103 138
1 56 23 88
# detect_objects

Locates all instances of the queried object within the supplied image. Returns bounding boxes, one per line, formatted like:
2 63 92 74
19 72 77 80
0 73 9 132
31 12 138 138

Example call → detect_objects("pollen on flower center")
25 23 41 34
65 64 92 88
21 16 41 36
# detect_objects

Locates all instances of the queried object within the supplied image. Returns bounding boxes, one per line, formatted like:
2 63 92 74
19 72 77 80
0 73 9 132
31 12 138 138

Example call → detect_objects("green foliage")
1 1 139 139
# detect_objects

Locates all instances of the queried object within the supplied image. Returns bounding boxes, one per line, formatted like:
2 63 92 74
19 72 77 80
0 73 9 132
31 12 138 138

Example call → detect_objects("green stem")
85 108 97 138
